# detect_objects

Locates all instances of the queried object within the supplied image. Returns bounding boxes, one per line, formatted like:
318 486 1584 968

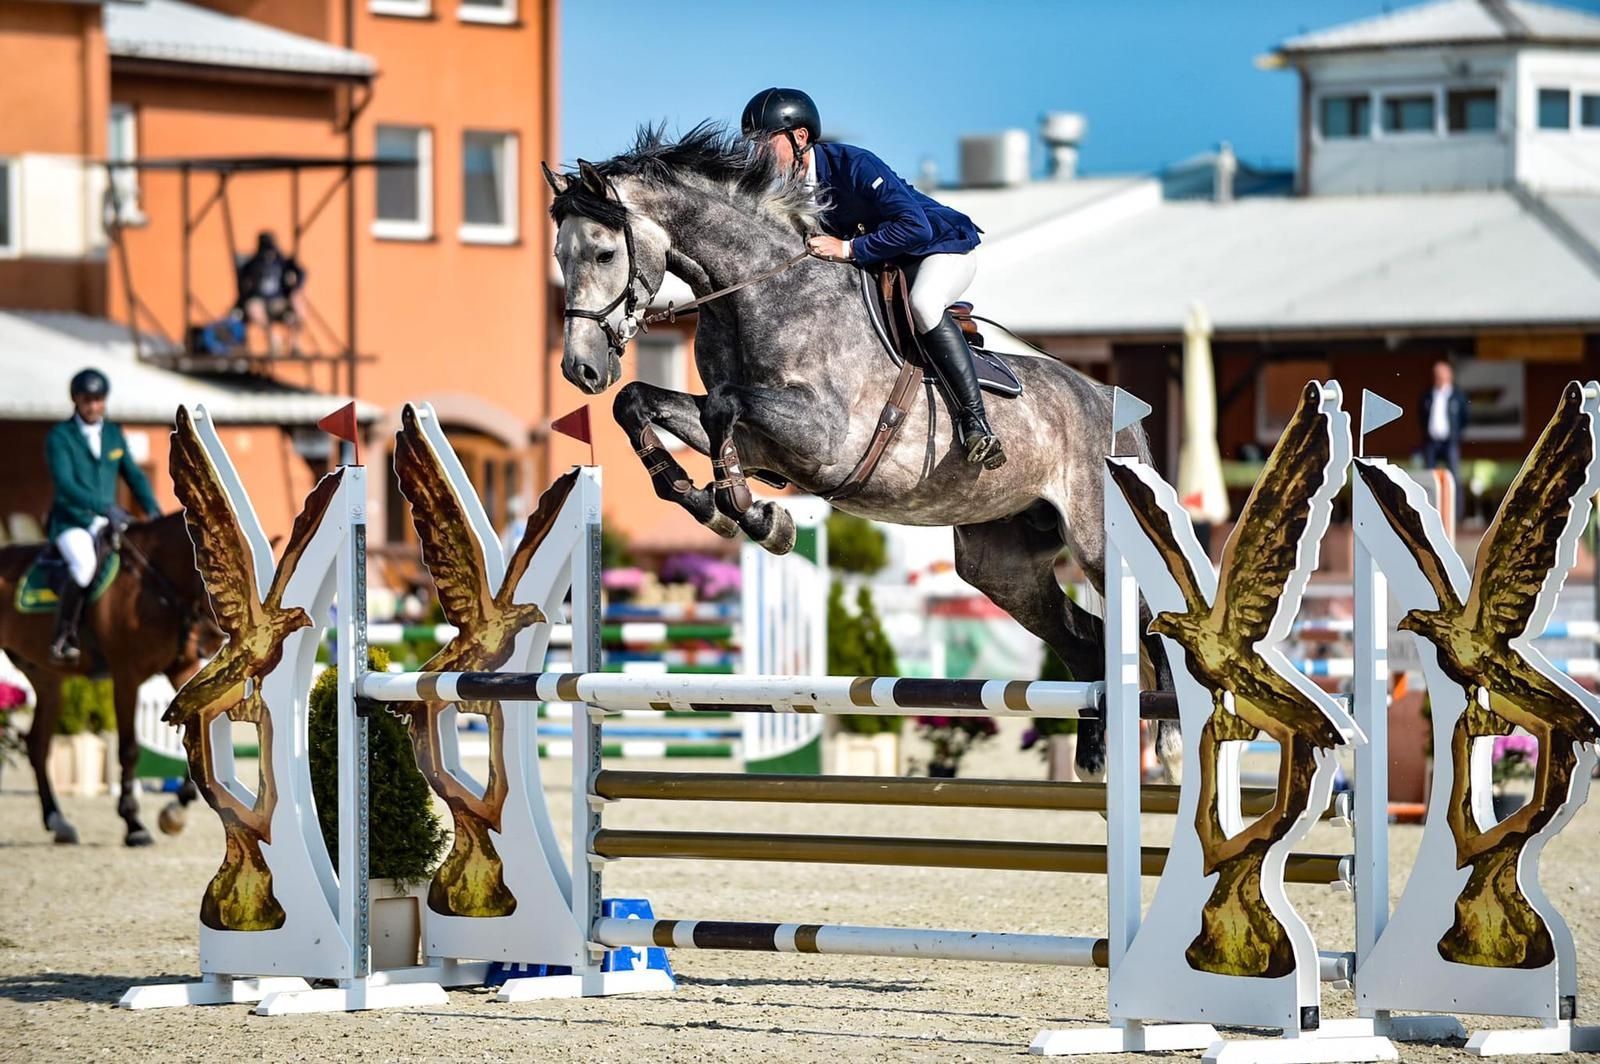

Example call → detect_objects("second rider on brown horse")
46 368 162 662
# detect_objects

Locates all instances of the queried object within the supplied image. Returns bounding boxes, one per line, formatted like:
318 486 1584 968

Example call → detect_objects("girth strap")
824 266 927 502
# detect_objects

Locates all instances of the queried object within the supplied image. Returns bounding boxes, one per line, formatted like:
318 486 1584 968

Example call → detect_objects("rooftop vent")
959 130 1030 188
1040 112 1087 180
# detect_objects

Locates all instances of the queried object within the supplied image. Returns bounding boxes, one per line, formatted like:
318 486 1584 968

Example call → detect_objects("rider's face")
766 129 809 169
74 394 106 424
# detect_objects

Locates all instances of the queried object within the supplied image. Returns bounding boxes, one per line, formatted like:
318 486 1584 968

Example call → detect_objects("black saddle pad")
857 268 1023 399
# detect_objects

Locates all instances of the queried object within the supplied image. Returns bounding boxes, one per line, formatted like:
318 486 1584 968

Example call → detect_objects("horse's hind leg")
18 664 77 843
953 511 1108 774
612 382 738 539
113 669 153 846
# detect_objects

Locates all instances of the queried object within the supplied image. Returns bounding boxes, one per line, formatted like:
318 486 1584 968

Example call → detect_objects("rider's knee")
910 292 946 334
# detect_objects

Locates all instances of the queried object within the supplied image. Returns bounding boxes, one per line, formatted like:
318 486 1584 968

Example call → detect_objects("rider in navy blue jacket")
742 88 1003 469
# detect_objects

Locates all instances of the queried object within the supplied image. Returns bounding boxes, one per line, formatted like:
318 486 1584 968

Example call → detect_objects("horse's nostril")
580 364 598 385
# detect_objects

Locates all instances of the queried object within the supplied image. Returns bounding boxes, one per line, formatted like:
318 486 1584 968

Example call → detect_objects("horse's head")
130 512 225 661
545 160 669 395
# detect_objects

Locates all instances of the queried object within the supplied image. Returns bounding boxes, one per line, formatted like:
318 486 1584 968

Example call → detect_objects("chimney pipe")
1040 112 1087 180
1214 141 1237 203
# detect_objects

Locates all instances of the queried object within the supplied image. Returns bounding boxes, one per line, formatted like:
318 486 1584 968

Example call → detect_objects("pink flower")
1492 734 1539 766
0 681 28 712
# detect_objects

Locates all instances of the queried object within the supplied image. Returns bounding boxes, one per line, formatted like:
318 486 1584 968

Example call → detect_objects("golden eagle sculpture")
166 406 342 932
1107 381 1350 978
1355 381 1600 969
391 404 578 918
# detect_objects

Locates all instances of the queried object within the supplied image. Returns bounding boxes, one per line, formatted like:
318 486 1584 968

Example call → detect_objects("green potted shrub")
827 581 903 775
1022 649 1080 780
309 648 448 970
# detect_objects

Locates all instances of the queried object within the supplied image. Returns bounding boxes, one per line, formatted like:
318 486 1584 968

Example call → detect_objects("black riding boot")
49 580 88 663
918 313 1006 469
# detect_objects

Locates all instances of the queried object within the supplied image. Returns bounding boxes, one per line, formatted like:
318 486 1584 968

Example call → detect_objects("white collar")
803 149 818 187
75 414 102 433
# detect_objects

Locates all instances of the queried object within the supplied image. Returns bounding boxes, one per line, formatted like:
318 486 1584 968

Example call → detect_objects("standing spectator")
1419 358 1468 513
236 231 308 356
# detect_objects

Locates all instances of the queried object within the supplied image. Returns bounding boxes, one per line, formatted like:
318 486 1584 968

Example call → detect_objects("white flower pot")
828 731 901 776
370 877 428 971
48 733 109 797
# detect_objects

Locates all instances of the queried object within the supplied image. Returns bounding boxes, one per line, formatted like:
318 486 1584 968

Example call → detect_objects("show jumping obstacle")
120 384 1600 1060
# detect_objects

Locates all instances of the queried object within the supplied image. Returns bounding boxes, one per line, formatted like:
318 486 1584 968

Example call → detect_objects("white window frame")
1377 90 1440 139
458 0 516 25
0 157 18 259
1444 85 1501 137
107 103 144 224
1313 91 1374 142
1580 89 1600 133
372 125 433 242
459 130 518 245
1536 86 1573 132
370 0 431 17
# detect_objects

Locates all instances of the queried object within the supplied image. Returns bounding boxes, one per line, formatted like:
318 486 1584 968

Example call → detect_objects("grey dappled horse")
546 125 1176 780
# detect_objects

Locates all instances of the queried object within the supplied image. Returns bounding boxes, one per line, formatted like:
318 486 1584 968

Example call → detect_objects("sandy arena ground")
2 725 1598 1063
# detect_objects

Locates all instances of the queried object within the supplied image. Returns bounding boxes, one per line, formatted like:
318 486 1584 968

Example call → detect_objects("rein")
562 182 812 352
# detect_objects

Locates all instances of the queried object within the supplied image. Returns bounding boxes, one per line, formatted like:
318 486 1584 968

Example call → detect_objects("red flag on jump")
551 405 595 466
318 401 360 465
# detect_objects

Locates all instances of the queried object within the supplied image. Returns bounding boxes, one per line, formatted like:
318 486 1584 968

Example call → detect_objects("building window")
1538 88 1571 130
1446 88 1498 133
634 334 688 448
460 131 518 244
1583 94 1600 129
1319 95 1370 139
370 0 430 17
108 104 142 222
459 0 516 24
1381 94 1436 134
0 158 16 257
373 125 432 240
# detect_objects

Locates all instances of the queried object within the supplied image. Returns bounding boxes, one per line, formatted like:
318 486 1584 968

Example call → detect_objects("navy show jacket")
811 142 981 266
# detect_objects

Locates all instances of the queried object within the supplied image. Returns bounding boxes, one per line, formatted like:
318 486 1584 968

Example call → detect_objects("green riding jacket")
45 417 160 539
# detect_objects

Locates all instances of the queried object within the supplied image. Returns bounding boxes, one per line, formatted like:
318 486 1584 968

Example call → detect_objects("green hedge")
308 647 448 886
56 677 115 735
827 582 901 735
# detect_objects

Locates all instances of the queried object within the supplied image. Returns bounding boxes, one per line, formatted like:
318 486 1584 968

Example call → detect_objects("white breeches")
55 516 107 587
908 252 977 333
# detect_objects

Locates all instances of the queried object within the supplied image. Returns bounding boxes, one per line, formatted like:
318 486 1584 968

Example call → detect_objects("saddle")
859 266 1024 400
823 265 1024 501
14 521 123 615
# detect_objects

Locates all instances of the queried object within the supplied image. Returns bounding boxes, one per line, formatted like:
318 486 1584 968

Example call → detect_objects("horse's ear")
541 162 570 196
577 159 609 199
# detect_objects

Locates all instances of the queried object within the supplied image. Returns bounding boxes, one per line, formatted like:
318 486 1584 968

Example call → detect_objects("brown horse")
0 514 220 846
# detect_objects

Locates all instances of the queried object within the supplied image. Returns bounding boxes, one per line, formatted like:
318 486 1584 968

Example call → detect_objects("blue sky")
562 0 1600 179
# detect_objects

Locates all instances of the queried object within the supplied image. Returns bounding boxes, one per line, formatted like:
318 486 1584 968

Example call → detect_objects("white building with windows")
1272 0 1600 194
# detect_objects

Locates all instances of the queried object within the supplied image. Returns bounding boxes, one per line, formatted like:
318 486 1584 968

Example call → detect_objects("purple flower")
1492 733 1539 767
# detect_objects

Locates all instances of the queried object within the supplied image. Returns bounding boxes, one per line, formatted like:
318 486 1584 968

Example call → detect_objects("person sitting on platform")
236 231 308 357
45 369 161 663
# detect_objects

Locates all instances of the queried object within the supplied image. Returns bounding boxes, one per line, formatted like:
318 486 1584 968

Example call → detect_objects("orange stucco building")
1 0 721 564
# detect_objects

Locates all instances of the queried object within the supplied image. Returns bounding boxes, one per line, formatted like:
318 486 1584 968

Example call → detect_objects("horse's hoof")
704 510 739 539
126 828 155 848
158 801 188 836
46 813 79 845
756 505 796 556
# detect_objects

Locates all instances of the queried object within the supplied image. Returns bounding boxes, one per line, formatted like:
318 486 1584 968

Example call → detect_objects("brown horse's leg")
19 665 77 843
113 669 153 846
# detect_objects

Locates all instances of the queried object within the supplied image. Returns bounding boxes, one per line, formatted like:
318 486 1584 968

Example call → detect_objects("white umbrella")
1176 300 1231 526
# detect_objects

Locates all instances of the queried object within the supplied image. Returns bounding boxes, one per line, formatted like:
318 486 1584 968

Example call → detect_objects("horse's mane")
549 122 820 234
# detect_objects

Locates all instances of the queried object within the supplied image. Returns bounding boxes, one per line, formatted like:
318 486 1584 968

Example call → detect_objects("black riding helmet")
70 368 109 400
741 88 821 156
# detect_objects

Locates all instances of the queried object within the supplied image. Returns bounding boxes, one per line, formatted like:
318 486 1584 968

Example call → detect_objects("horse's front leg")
703 383 842 555
113 668 153 846
613 381 737 539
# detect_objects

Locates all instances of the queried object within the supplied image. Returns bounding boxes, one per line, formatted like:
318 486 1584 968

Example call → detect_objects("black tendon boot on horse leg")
49 579 88 664
919 314 1005 469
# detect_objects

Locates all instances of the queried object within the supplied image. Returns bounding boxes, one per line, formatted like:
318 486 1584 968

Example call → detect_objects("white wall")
1513 48 1600 192
1305 46 1518 195
14 153 107 260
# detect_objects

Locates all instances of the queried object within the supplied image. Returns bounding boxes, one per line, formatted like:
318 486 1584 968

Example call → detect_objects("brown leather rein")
640 249 812 328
